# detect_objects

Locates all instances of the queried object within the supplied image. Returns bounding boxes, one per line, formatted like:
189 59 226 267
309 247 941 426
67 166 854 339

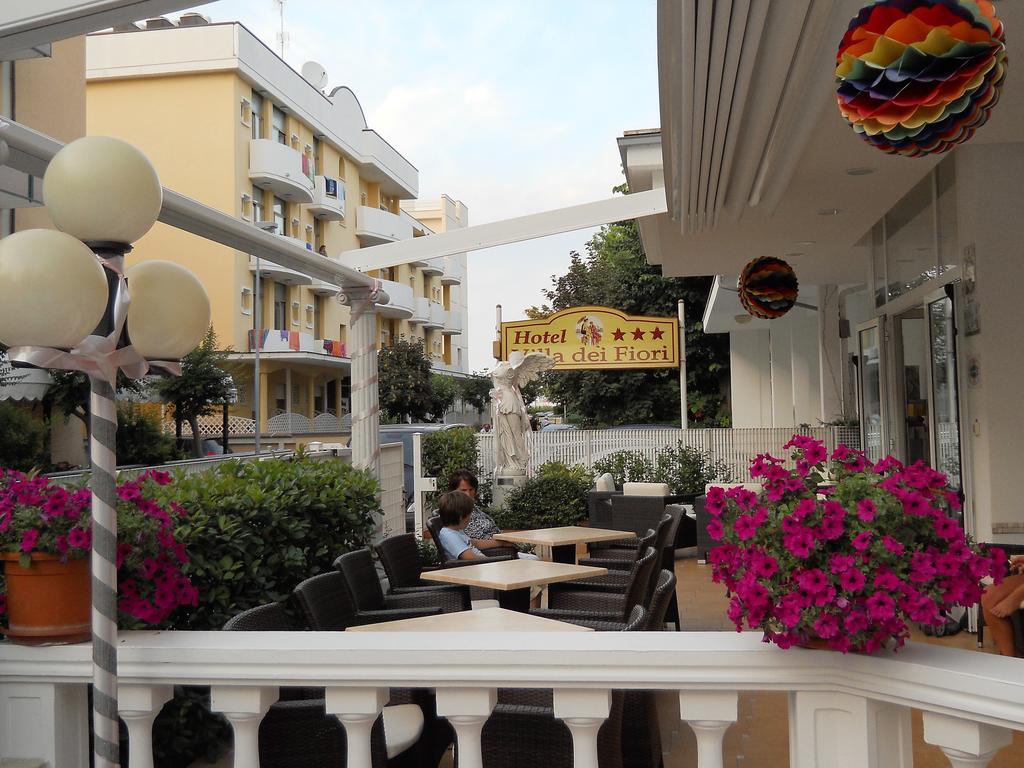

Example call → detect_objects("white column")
325 686 386 768
680 690 737 768
436 687 496 768
119 684 172 768
346 288 381 480
818 284 845 422
553 688 611 768
729 330 772 427
788 691 912 768
791 308 822 427
922 712 1012 768
769 322 794 427
0 682 89 768
210 685 277 768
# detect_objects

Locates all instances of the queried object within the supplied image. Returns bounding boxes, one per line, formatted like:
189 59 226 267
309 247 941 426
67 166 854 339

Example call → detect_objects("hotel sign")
500 306 679 370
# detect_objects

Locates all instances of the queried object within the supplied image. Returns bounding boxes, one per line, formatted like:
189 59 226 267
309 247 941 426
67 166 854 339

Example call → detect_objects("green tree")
428 373 458 422
116 406 182 466
378 337 434 422
458 374 492 415
44 369 145 440
0 401 46 471
527 190 729 427
154 327 233 457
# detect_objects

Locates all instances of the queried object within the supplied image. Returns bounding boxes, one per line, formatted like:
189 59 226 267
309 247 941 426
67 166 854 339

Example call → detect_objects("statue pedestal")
492 473 527 511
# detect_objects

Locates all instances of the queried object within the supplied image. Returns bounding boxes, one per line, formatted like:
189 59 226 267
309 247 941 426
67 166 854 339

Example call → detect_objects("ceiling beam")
344 188 669 272
0 0 214 58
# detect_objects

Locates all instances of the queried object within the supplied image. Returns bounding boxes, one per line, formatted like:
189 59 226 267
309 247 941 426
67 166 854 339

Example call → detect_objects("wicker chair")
223 603 392 768
376 533 472 610
578 523 664 570
335 548 468 615
292 571 440 631
534 547 659 623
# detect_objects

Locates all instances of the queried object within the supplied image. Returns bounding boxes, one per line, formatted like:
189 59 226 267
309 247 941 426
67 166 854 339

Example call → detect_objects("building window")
291 300 300 326
313 295 323 337
422 277 431 299
252 185 265 224
272 197 287 236
240 286 253 316
314 218 324 251
273 283 287 330
251 91 264 139
312 137 322 178
272 105 287 144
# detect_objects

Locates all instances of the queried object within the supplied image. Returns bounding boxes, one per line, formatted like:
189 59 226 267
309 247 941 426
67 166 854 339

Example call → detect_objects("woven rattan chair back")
645 570 677 630
376 533 423 589
334 549 386 611
223 602 292 631
293 571 359 631
623 604 648 632
623 547 659 615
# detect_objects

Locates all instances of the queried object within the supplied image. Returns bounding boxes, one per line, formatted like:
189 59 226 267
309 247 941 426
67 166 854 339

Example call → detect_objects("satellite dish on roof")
301 61 328 91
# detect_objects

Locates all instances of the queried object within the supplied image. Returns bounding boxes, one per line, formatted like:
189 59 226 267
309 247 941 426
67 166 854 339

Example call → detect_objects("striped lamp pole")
0 137 210 767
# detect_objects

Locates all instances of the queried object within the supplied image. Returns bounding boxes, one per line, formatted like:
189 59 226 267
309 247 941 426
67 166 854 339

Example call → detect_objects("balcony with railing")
248 238 315 285
4 628 1022 768
417 296 445 330
246 329 347 361
376 278 415 319
306 175 346 220
421 257 444 277
355 205 413 246
441 309 463 336
440 255 463 285
248 139 314 203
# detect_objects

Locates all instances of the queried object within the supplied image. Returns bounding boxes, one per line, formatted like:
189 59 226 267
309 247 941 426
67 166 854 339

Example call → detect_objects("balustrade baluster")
119 684 172 768
325 686 387 768
789 691 911 768
680 690 737 768
436 687 496 768
210 685 277 768
922 712 1012 768
552 688 611 768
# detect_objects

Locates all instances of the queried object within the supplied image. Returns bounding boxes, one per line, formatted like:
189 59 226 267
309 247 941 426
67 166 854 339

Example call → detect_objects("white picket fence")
477 426 861 481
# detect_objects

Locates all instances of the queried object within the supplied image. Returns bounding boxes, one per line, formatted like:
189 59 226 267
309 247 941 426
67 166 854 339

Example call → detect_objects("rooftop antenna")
274 0 289 58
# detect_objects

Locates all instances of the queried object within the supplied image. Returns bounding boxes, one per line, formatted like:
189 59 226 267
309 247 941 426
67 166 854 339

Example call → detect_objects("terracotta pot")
796 636 833 651
1 553 91 645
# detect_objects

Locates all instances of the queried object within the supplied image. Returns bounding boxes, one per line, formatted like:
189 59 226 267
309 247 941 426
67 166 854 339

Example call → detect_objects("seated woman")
447 469 505 552
981 554 1024 657
436 490 538 562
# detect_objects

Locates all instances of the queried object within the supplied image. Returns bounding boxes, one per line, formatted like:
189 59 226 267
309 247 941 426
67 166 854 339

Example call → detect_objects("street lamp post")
0 136 210 768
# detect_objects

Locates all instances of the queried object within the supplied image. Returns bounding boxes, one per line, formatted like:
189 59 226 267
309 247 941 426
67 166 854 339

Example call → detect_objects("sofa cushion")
623 482 670 497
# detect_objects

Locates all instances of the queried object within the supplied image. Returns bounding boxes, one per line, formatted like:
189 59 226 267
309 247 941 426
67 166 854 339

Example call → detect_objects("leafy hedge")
421 427 493 508
149 456 381 766
593 441 733 496
0 402 45 471
493 461 592 530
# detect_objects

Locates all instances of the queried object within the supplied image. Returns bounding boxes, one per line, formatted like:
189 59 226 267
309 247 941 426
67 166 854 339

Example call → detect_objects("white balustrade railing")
477 426 862 480
2 631 1021 768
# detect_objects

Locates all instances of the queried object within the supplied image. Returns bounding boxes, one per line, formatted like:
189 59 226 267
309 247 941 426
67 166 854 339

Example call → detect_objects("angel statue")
489 351 555 476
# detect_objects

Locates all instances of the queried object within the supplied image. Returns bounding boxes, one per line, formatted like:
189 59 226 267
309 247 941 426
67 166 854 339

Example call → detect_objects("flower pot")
1 553 91 645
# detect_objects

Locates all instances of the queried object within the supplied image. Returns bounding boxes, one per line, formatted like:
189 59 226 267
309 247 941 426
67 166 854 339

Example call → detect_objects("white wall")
954 142 1024 543
729 329 772 427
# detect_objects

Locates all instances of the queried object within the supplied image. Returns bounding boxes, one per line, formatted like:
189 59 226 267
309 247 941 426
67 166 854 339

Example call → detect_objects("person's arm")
459 547 486 560
992 579 1024 618
472 537 502 550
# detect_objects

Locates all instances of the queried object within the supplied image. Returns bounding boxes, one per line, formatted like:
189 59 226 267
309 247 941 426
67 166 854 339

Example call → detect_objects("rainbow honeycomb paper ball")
835 0 1007 157
738 257 800 320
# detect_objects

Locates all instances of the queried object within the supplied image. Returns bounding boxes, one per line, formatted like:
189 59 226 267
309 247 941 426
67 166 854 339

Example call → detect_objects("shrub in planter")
116 406 183 466
0 403 45 472
149 456 380 766
593 441 733 496
494 461 592 530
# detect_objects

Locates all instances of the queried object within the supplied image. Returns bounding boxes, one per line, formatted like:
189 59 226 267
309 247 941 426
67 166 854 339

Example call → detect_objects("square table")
493 526 633 564
347 606 593 632
421 559 607 612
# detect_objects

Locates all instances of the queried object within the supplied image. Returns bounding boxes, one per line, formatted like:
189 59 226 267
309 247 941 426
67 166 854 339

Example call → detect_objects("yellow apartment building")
84 15 470 437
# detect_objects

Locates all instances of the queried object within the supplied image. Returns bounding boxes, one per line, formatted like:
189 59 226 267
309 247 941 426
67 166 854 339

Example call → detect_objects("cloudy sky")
185 0 660 372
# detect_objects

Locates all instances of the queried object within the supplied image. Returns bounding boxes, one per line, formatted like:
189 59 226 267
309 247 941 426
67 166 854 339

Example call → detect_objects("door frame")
855 316 888 462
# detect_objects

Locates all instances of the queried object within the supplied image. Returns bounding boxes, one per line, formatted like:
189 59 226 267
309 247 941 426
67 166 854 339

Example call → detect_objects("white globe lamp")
43 136 162 245
0 229 108 348
125 260 211 359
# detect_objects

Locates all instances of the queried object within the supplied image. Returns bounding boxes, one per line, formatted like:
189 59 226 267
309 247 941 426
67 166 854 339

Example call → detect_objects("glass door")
926 288 963 494
857 319 886 462
893 306 930 467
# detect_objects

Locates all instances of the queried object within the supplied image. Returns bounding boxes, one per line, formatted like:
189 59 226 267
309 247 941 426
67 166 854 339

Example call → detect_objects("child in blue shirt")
436 490 488 560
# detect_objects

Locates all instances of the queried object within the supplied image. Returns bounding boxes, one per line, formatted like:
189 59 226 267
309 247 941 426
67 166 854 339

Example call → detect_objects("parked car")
539 422 578 432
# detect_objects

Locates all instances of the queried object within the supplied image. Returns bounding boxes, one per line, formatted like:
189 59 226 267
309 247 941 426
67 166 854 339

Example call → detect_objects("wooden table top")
347 607 593 633
493 526 633 547
420 559 607 591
